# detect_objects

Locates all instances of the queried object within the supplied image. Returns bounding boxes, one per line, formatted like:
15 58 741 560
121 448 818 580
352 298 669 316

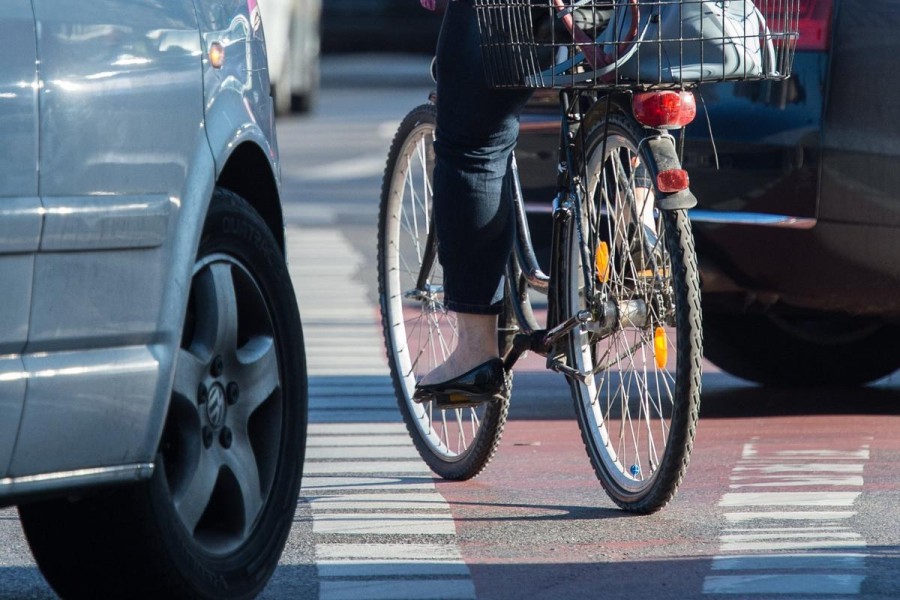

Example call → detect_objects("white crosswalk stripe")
703 437 869 597
287 227 475 600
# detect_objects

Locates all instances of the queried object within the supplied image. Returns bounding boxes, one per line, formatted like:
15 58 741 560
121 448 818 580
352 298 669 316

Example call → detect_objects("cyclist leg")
420 0 532 387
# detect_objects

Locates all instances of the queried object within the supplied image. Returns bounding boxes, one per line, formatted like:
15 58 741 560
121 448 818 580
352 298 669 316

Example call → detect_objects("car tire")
18 188 307 599
703 312 900 387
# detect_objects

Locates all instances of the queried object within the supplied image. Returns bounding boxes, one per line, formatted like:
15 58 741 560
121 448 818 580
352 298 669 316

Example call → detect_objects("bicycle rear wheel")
563 114 702 513
378 104 509 480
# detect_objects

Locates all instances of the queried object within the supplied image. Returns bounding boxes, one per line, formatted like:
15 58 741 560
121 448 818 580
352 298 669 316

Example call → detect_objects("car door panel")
29 0 202 356
0 1 40 478
10 0 204 477
8 347 160 477
819 0 900 227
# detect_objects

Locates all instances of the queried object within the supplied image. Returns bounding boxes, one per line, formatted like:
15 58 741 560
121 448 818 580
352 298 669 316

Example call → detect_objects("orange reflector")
632 91 697 129
653 327 668 369
595 241 610 283
209 41 225 69
657 169 690 193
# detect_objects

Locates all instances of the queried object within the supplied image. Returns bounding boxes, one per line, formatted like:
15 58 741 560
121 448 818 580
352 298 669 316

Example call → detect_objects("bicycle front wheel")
563 114 702 513
377 104 509 480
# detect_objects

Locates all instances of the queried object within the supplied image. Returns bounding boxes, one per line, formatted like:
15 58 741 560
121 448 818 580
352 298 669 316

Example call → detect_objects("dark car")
517 0 900 386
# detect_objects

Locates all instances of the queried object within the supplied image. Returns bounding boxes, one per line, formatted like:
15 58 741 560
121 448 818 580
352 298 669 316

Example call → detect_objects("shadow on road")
700 373 900 419
505 369 900 421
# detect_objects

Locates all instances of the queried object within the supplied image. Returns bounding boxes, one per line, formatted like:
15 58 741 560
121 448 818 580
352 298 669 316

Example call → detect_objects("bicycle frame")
502 89 598 374
411 87 695 379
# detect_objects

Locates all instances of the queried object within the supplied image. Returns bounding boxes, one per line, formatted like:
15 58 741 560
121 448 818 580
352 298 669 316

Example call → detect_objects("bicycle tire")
377 103 509 480
562 113 702 513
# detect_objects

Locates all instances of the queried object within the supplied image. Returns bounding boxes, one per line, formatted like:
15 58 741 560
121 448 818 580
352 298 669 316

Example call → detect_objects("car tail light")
765 0 833 51
657 169 690 193
632 91 696 129
796 0 833 51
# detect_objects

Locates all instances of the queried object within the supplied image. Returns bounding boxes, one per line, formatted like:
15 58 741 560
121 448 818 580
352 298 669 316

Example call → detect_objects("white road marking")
718 539 867 553
728 475 864 488
310 494 451 511
724 511 857 522
719 532 863 542
289 227 473 599
303 461 432 475
306 446 421 460
704 440 870 597
307 423 410 435
307 435 414 447
317 544 463 561
742 443 870 460
719 492 861 507
733 463 865 473
313 514 457 536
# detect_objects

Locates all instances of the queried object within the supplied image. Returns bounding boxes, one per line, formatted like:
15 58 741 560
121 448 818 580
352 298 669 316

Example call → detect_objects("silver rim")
164 253 282 555
384 120 490 461
570 134 678 493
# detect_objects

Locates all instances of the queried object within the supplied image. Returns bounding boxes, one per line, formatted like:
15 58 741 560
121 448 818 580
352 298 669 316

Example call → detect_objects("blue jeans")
433 0 533 315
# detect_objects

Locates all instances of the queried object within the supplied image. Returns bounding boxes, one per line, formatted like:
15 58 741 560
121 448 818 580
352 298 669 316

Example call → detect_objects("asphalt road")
3 54 900 600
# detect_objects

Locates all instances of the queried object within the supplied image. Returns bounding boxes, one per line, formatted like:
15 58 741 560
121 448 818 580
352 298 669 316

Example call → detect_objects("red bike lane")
436 368 900 600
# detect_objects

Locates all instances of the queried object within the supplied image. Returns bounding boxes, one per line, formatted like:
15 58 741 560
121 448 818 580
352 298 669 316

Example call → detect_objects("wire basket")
472 0 800 89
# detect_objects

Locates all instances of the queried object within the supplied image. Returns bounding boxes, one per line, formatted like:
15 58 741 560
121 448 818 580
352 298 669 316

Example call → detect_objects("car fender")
142 0 282 468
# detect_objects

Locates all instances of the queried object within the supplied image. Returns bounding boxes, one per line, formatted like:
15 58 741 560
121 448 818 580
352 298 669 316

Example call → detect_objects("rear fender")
644 135 698 210
580 98 698 211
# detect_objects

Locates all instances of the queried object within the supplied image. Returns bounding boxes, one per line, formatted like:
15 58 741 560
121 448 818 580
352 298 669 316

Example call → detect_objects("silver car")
0 1 306 598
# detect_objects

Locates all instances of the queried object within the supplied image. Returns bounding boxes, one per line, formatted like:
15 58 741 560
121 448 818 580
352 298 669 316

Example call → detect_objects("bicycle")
378 0 799 513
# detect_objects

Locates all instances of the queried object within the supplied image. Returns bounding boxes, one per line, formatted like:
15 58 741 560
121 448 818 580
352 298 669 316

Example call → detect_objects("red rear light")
657 169 690 193
632 91 697 129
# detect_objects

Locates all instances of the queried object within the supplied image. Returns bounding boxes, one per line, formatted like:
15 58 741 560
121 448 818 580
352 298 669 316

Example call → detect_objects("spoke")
173 348 209 402
405 311 429 378
233 336 280 423
223 432 264 536
427 309 455 364
174 447 222 535
455 408 468 453
414 137 432 222
396 243 417 282
440 410 450 451
400 171 423 265
192 263 239 359
407 159 422 265
469 408 481 439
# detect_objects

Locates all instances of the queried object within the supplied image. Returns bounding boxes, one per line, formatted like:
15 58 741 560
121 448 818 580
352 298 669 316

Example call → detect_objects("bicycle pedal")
431 369 514 409
432 392 497 410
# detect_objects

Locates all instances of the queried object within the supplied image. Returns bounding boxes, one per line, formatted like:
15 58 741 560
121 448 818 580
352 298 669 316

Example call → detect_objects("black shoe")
413 358 509 408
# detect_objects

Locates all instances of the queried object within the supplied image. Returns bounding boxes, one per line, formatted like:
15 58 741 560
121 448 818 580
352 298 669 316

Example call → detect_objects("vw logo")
206 383 226 428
